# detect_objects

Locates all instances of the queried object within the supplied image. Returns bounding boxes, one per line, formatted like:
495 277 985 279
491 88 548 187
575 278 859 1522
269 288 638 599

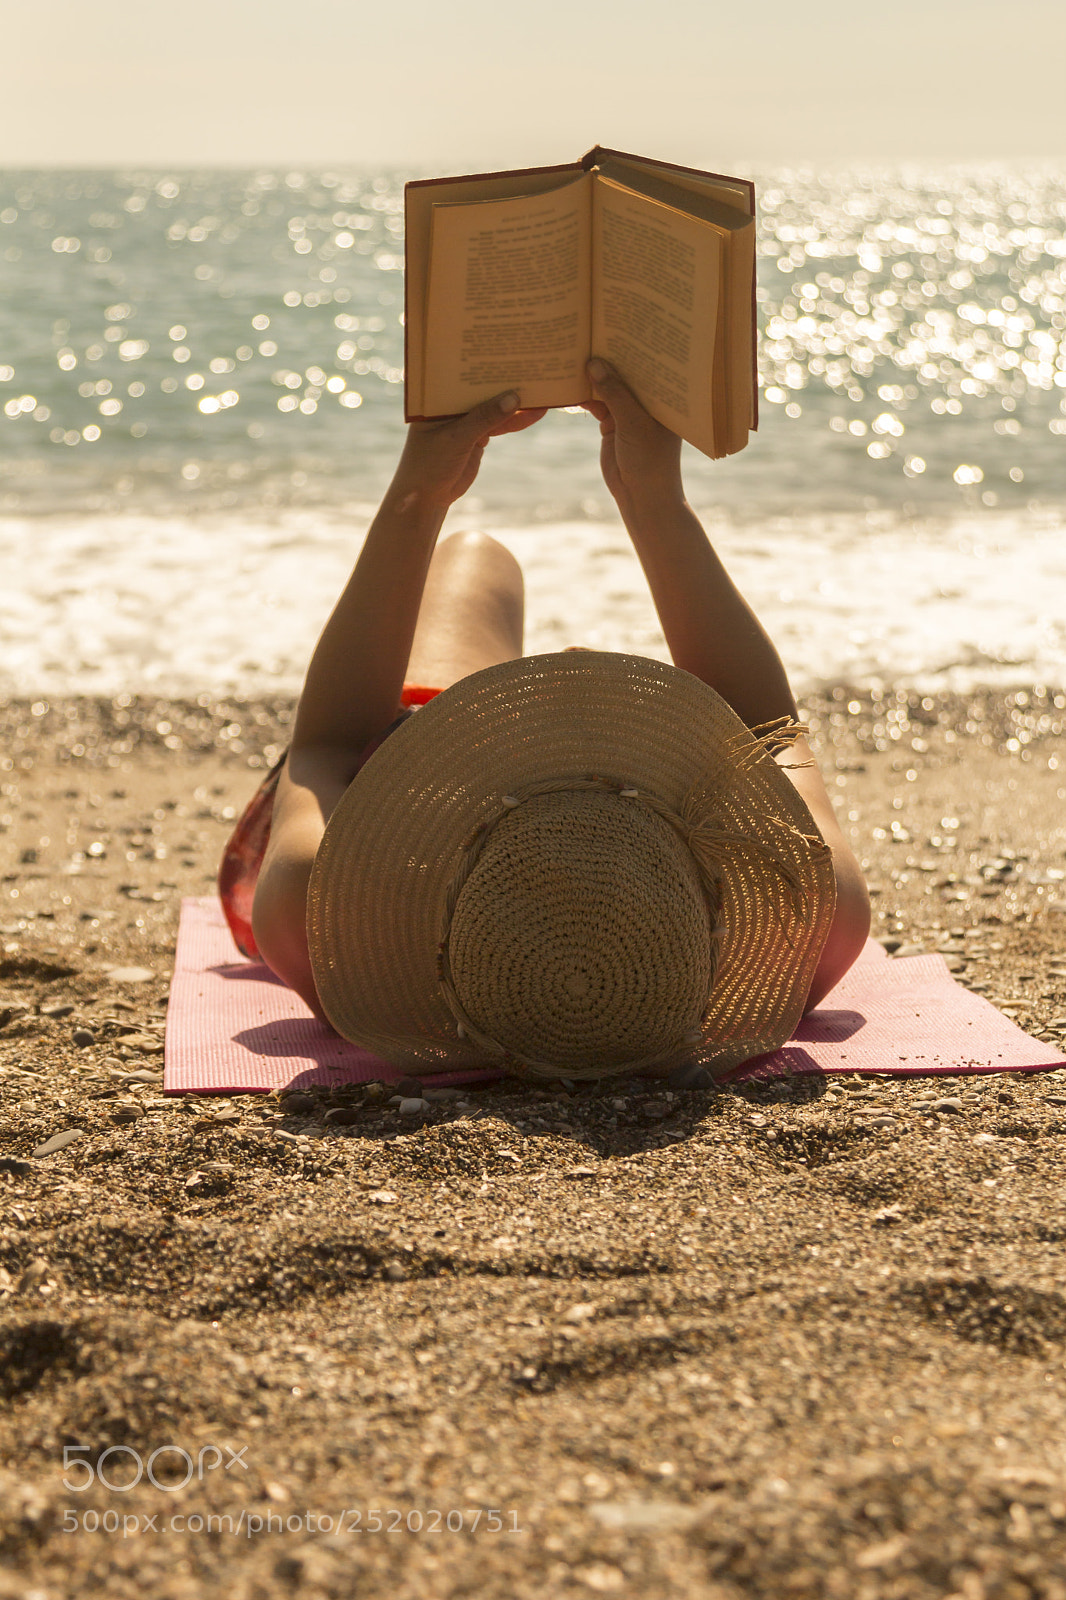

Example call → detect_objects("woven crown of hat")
438 783 718 1076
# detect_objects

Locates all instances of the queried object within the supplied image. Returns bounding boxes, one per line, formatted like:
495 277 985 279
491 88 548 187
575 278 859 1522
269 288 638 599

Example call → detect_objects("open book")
404 146 758 460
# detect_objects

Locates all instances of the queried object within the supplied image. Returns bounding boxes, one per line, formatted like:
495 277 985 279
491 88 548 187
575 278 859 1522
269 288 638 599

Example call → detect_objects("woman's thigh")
406 530 525 690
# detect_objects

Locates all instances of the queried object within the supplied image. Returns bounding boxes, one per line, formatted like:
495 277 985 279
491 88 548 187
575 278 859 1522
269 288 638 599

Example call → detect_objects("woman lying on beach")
219 360 870 1084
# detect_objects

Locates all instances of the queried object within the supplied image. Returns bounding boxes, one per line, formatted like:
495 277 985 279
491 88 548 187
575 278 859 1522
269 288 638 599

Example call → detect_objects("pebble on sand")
278 1092 316 1114
590 1500 702 1533
106 967 155 983
31 1128 85 1158
18 1260 50 1291
121 1034 165 1054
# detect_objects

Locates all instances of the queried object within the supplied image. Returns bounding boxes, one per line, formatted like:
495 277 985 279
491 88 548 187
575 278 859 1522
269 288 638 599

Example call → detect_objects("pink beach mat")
165 896 1066 1094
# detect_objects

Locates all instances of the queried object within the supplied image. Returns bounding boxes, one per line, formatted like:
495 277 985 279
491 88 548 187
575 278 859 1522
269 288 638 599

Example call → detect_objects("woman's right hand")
585 359 684 509
391 391 546 512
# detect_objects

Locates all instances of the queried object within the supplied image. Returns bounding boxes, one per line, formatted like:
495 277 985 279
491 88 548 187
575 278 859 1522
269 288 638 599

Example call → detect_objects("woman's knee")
407 531 525 686
429 531 524 632
434 530 523 588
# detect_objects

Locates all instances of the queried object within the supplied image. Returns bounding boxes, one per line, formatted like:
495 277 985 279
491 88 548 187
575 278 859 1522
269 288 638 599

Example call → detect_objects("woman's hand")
584 358 684 509
391 391 547 512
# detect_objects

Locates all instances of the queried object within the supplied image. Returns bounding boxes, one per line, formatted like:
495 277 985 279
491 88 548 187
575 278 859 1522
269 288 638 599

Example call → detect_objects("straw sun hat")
307 651 836 1083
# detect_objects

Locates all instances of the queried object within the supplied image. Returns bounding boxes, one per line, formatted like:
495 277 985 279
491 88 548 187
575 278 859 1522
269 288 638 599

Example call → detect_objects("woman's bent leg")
405 530 525 690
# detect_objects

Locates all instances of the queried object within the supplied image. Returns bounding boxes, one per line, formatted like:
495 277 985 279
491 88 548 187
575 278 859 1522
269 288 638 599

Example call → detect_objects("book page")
405 164 584 416
591 176 721 456
421 177 592 416
597 157 757 444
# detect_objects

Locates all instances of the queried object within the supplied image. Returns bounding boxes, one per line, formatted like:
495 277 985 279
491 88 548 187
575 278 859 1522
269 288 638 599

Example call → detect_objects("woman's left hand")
392 391 547 511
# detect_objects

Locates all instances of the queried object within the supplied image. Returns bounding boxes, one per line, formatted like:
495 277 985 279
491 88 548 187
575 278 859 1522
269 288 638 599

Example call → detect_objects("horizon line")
3 155 1065 174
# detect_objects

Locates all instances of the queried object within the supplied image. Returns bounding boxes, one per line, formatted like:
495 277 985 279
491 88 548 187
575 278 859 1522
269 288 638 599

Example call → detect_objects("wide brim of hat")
307 651 836 1078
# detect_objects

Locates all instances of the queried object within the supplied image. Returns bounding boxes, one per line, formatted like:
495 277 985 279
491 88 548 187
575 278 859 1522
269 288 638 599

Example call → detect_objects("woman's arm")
586 359 870 1009
293 389 542 760
585 359 797 729
251 391 546 1010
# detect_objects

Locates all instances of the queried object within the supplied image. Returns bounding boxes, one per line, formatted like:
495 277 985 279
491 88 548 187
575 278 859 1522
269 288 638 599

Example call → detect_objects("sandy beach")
3 688 1066 1596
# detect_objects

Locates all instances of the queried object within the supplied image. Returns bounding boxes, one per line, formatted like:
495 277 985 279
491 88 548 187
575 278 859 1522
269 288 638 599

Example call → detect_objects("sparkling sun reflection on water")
0 165 1062 522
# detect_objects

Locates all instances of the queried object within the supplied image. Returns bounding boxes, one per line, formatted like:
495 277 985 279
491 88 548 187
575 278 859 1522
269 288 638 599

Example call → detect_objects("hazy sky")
5 0 1065 170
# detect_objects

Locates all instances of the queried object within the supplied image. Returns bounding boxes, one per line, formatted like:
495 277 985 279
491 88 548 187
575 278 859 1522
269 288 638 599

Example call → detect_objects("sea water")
1 165 1064 697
